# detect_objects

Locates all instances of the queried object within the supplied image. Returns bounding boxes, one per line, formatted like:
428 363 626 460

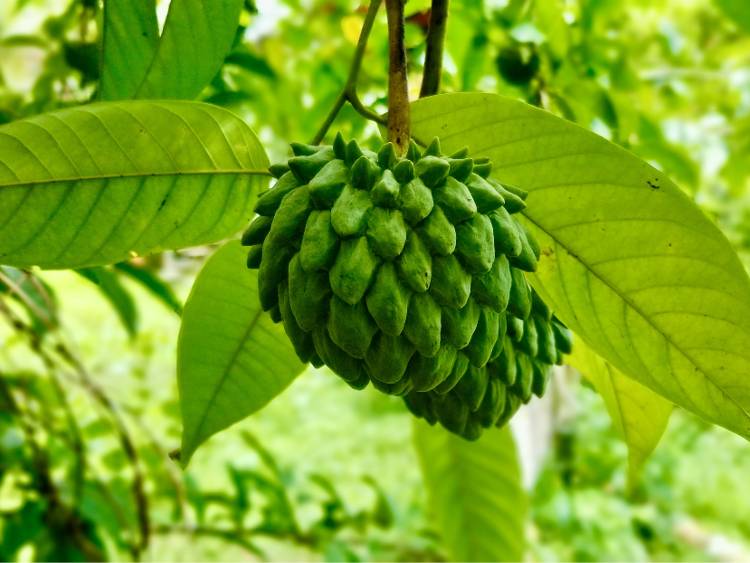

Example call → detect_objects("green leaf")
135 0 244 100
100 0 159 100
225 50 277 80
411 92 750 440
722 116 750 193
570 342 672 487
715 0 750 33
533 0 569 58
0 100 269 270
413 421 526 562
77 266 138 338
178 241 305 466
114 262 183 315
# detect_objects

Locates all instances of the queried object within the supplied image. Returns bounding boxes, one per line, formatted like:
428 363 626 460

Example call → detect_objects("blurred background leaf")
570 342 673 488
77 266 138 338
414 421 526 561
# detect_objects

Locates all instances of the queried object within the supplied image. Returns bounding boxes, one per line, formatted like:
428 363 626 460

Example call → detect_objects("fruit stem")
420 0 449 98
311 0 385 145
385 0 410 155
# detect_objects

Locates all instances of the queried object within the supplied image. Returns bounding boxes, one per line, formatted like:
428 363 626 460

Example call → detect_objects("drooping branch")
419 0 449 98
385 0 410 154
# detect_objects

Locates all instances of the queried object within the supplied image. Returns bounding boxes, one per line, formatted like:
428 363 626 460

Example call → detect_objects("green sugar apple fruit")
242 134 572 439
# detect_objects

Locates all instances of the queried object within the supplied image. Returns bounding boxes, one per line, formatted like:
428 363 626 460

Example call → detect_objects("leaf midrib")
187 305 265 450
0 168 271 190
604 362 630 443
524 212 750 430
442 438 521 559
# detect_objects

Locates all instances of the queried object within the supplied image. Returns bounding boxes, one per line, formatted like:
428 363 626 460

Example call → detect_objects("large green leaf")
570 342 672 486
135 0 244 100
178 241 305 466
100 0 158 100
411 93 750 440
0 101 268 269
413 421 526 562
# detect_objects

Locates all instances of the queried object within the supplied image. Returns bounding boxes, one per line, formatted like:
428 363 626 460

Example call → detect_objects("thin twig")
125 405 190 521
348 92 387 126
313 92 348 146
385 0 410 154
311 0 384 144
47 369 87 503
0 301 145 559
1 300 149 558
0 269 55 330
0 369 105 561
54 342 151 555
419 0 449 98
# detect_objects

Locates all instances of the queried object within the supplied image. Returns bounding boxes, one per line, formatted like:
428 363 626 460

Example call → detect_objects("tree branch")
419 0 449 98
311 0 384 144
0 359 105 562
344 0 383 93
54 342 151 555
0 300 149 559
385 0 410 154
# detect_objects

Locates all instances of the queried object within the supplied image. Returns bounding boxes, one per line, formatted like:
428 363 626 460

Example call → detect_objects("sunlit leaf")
570 341 673 486
715 0 750 33
533 0 569 58
100 0 158 100
413 421 526 562
411 92 750 441
135 0 244 100
0 101 269 269
178 241 305 466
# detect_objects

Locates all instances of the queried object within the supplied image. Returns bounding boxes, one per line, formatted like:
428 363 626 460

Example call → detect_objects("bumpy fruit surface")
242 135 572 439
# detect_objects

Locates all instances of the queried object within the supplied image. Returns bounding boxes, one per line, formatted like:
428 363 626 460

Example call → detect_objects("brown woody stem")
419 0 449 98
385 0 410 155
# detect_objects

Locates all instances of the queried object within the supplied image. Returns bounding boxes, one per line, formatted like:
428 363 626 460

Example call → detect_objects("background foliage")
1 0 750 560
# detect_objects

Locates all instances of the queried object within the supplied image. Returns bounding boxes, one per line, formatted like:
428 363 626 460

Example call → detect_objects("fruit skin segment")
243 134 572 439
